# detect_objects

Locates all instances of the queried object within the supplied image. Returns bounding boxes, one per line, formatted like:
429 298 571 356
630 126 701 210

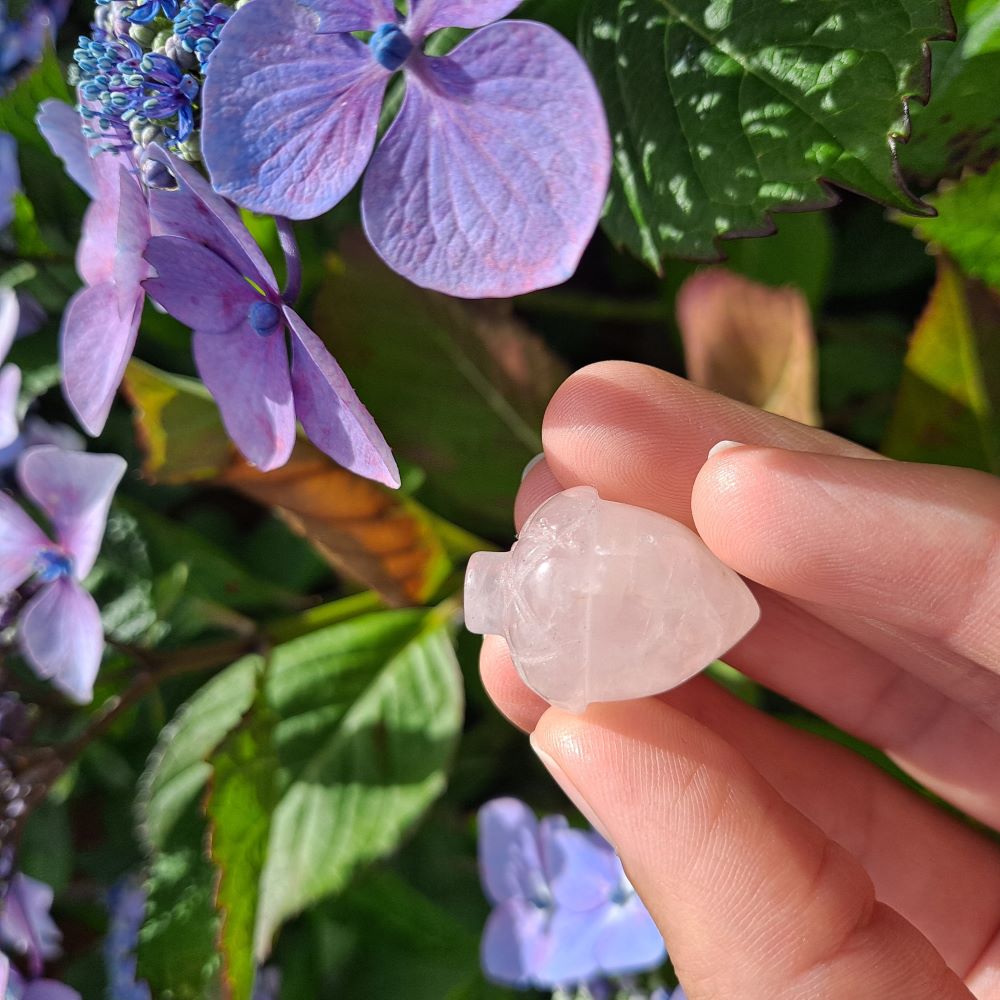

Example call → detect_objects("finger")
531 700 974 999
692 445 1000 668
541 361 874 533
528 361 1000 811
514 456 562 530
481 636 1000 977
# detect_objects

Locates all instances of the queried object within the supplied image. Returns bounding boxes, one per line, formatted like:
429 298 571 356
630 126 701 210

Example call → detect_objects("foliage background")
1 0 998 996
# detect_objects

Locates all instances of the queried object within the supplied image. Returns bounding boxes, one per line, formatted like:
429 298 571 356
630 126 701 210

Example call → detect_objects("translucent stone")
465 486 760 713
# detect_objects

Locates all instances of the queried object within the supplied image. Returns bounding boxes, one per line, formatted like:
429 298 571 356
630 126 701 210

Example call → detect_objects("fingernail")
521 453 545 482
530 733 614 844
708 439 746 459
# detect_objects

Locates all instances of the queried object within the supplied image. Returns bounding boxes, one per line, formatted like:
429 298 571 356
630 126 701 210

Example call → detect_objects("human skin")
479 361 1000 999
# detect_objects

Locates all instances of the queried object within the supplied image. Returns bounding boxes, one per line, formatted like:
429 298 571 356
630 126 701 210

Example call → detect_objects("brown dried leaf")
677 268 821 426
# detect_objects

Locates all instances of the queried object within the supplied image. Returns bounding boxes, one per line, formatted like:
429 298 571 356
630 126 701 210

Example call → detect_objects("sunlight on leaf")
581 0 951 265
677 268 820 425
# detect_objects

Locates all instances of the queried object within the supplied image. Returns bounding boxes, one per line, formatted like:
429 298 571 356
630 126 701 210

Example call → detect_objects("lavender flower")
478 799 665 990
142 145 399 483
0 445 126 702
201 0 611 297
0 133 17 231
36 99 151 436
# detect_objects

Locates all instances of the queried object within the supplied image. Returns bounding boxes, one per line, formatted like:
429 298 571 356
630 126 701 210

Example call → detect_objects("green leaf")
900 160 1000 291
314 234 568 535
0 49 69 146
883 258 1000 473
138 655 263 852
141 610 464 967
254 608 463 956
580 0 950 266
206 707 281 1000
902 0 1000 188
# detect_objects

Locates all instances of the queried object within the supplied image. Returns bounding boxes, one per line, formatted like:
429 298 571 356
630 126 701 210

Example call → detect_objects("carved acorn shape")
465 487 761 713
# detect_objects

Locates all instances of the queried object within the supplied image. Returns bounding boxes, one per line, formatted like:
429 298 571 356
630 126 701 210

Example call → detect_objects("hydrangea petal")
536 906 603 988
285 306 400 488
193 324 295 472
23 981 84 1000
542 826 619 913
18 576 104 702
113 166 153 317
0 491 47 593
297 0 396 32
0 363 22 449
201 0 389 220
593 894 666 976
145 145 276 289
60 281 143 435
406 0 520 37
0 284 19 361
19 446 127 578
478 798 544 905
362 22 610 297
144 236 259 333
36 99 97 198
0 873 62 973
480 899 548 988
76 156 129 289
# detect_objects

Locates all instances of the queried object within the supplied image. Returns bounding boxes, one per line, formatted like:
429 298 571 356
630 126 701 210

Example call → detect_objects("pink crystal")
465 486 760 713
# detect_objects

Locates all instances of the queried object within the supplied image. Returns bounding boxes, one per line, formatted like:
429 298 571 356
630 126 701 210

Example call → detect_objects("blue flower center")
36 549 73 583
369 23 413 71
248 300 282 337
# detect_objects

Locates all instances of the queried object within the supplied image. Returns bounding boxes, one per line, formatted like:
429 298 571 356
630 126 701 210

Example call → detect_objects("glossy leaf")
580 0 950 266
124 359 455 606
883 259 1000 473
314 234 568 535
902 0 1000 187
901 161 1000 292
677 268 820 426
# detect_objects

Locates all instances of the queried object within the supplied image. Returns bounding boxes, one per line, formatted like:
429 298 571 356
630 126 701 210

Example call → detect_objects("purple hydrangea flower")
201 0 611 298
0 445 126 702
1 953 82 1000
250 967 281 1000
0 874 61 978
36 99 151 436
0 133 17 231
104 881 150 1000
142 145 399 483
126 0 179 25
478 798 665 990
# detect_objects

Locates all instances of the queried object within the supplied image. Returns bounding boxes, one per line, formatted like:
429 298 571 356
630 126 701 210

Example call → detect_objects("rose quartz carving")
465 486 760 713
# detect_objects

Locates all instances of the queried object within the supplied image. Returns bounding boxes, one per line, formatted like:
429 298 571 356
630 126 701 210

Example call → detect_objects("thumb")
530 698 971 999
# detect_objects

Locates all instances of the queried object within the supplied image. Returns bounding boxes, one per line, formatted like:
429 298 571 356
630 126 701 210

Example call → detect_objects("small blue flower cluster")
72 0 230 157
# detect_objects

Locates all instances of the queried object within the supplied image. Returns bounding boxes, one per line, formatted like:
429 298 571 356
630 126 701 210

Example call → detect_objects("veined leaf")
140 610 464 972
124 359 459 606
883 258 1000 473
580 0 952 266
314 234 568 536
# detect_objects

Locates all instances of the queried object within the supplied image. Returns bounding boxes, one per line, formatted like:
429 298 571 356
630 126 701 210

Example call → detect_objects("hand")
480 361 1000 999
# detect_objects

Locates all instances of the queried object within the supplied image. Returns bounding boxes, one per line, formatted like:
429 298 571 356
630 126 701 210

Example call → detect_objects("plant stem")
275 216 302 305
